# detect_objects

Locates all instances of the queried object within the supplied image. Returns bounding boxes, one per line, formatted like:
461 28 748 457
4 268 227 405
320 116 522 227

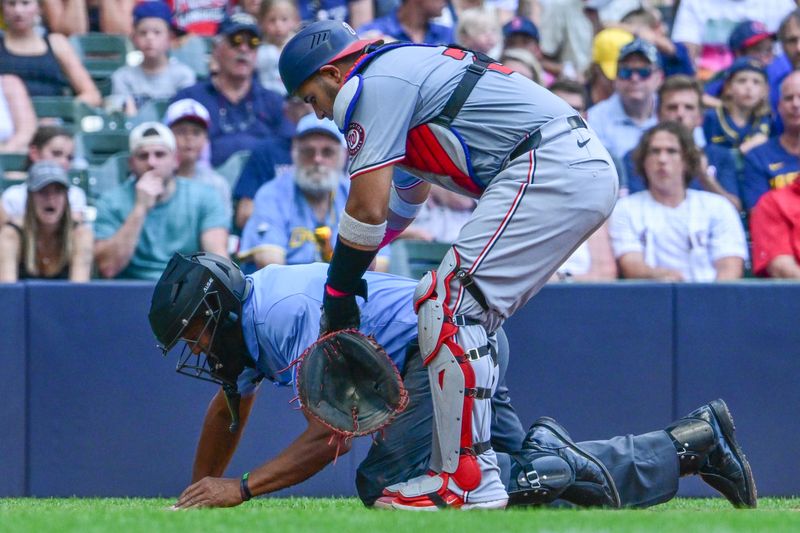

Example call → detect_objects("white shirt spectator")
2 183 88 221
0 84 13 143
609 189 748 282
538 0 593 75
671 0 794 47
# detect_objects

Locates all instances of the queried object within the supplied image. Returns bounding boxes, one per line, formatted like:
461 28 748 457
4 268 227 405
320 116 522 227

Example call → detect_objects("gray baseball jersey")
332 44 619 332
332 44 575 196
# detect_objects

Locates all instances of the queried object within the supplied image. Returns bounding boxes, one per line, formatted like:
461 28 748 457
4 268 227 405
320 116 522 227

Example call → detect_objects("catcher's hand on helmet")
296 329 408 438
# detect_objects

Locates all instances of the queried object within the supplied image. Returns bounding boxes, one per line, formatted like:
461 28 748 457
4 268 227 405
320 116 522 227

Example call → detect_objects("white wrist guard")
338 211 387 248
389 187 425 219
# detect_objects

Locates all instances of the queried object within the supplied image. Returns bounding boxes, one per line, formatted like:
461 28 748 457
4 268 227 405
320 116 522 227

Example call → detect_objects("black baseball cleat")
518 417 621 508
666 399 757 508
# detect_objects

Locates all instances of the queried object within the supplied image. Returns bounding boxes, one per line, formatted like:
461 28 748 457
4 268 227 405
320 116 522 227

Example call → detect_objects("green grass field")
1 497 799 533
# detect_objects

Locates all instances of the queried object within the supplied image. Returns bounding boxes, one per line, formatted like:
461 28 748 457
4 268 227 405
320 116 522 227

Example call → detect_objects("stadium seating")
389 240 451 279
171 35 214 79
78 130 131 167
130 98 171 126
70 33 134 97
86 151 130 201
0 152 29 186
214 150 251 189
31 97 105 133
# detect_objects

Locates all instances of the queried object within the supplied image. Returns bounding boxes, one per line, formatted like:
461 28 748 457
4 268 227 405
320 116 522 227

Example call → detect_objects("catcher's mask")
149 252 250 431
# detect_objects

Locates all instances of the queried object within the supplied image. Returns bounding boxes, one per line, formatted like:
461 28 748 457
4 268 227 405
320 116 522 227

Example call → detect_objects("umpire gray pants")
355 329 679 508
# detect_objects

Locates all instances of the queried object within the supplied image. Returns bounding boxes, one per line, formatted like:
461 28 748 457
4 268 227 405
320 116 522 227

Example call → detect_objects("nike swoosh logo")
577 138 590 148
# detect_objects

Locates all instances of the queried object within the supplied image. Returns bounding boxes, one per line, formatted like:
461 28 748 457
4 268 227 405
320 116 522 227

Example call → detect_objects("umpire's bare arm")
174 388 350 508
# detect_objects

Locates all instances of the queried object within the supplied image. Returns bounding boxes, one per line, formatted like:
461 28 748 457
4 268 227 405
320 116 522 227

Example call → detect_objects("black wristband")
326 237 378 295
240 472 253 502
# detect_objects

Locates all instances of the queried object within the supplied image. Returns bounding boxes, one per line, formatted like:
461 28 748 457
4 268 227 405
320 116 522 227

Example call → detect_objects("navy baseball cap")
728 20 774 52
503 16 539 41
618 37 659 65
133 1 174 28
725 56 767 81
217 13 261 37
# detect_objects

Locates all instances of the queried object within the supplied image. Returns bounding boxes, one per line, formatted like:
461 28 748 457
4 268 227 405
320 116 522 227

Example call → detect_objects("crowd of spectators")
1 0 800 283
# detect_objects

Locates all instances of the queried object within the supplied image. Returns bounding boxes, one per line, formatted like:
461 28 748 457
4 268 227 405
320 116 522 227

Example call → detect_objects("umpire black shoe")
520 417 621 508
666 399 757 508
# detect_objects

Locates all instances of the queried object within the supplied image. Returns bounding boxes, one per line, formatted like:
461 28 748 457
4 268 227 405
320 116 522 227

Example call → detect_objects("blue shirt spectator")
358 0 451 45
741 70 800 210
660 43 694 77
238 114 349 271
172 14 295 167
742 137 800 210
238 170 349 270
703 106 772 149
173 77 294 168
359 10 453 44
296 0 373 29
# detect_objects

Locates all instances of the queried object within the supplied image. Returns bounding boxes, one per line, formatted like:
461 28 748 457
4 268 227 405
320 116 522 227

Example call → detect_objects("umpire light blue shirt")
587 93 658 165
237 263 419 394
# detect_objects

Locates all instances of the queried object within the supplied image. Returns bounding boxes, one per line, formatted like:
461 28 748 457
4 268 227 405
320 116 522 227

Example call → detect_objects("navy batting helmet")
279 20 380 95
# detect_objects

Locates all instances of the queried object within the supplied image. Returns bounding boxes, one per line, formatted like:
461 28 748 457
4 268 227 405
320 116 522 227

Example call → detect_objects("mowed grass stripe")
0 497 798 533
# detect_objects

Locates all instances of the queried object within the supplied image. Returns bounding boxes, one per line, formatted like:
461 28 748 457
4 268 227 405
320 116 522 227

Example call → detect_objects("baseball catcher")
276 19 622 509
149 253 756 510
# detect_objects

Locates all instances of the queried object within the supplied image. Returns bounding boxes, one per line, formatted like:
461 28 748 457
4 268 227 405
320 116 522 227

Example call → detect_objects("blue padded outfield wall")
1 281 798 499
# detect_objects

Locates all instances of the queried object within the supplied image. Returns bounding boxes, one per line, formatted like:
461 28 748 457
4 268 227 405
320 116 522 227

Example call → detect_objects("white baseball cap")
164 98 211 129
129 121 177 153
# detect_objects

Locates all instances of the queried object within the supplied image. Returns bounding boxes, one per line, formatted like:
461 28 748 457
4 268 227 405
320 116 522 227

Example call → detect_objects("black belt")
509 115 587 161
461 440 492 456
465 387 492 399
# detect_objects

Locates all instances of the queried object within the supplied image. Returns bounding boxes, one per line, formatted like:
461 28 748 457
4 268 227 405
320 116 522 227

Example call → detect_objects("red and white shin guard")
387 248 507 511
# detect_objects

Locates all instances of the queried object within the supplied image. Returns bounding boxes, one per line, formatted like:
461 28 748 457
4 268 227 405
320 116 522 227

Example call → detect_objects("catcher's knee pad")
507 452 574 507
415 248 494 490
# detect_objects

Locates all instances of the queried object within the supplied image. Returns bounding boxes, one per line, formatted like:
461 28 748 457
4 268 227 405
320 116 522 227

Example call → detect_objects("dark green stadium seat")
389 240 451 280
68 168 91 198
32 96 104 132
0 152 29 174
70 33 133 97
86 151 130 201
79 130 131 166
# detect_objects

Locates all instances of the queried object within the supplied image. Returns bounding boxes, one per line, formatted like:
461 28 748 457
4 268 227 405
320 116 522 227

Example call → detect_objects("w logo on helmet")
310 31 331 48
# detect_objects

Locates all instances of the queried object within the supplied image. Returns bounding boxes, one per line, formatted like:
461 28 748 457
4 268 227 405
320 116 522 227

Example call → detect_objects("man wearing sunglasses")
587 38 663 176
172 13 295 168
